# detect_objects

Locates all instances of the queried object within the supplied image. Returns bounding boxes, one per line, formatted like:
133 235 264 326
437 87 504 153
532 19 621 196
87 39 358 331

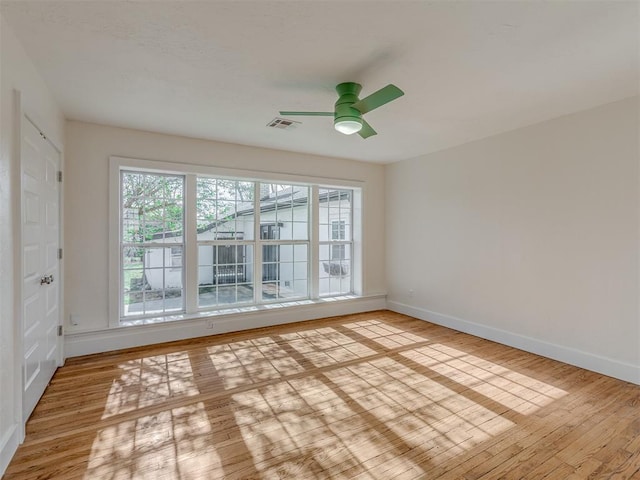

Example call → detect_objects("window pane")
198 243 254 307
217 179 236 200
319 244 330 266
122 216 141 243
260 183 308 241
121 170 185 319
122 172 184 244
123 268 145 293
294 262 308 281
261 243 308 301
278 222 293 240
319 187 352 297
170 246 183 268
198 245 213 266
237 286 254 303
319 222 330 242
198 285 217 308
319 245 352 296
164 289 183 312
294 244 307 259
164 266 182 290
331 244 345 260
163 203 184 240
123 246 143 268
197 177 253 241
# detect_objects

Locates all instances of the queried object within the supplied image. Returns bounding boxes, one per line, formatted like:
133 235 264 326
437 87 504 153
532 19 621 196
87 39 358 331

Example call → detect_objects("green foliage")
121 172 255 245
196 178 254 233
122 172 185 243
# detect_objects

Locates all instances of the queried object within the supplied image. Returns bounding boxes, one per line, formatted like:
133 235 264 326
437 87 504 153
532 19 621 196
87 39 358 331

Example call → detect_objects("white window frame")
108 156 363 327
319 188 354 297
256 182 311 303
194 176 256 309
119 170 186 318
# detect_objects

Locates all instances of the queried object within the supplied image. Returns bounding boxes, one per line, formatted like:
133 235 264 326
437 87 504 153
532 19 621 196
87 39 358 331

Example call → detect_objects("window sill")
119 295 362 328
65 294 387 357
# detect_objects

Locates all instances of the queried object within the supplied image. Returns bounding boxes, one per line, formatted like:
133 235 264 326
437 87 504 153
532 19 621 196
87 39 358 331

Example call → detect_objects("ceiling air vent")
267 117 301 130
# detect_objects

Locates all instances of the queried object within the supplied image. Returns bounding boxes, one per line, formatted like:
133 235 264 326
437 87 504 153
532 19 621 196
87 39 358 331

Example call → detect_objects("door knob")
40 274 54 285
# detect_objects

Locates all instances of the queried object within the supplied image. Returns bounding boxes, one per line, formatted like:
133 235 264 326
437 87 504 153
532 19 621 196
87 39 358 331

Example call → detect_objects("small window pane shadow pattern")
11 312 628 480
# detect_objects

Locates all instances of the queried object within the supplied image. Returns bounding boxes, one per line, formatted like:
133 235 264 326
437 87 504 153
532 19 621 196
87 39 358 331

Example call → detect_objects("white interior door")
21 115 61 422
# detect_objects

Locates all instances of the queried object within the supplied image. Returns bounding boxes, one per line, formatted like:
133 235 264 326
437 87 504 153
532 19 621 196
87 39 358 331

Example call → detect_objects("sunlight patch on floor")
326 358 516 460
102 353 200 419
89 318 570 479
87 402 219 479
102 352 199 419
231 375 427 479
401 343 567 414
218 323 515 478
206 339 306 390
343 319 428 348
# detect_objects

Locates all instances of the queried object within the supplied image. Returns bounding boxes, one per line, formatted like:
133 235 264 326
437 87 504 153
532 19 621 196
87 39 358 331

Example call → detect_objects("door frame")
13 89 64 439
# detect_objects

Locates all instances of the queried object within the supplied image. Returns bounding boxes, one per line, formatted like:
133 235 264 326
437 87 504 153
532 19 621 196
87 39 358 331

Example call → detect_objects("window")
332 220 346 240
331 220 346 260
113 158 360 324
259 183 309 301
170 247 183 268
120 171 185 317
331 244 346 261
197 178 254 307
319 189 352 296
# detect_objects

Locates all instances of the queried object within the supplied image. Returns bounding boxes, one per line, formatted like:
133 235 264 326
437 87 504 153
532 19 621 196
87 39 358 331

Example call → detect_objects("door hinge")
58 248 63 260
57 171 63 183
57 325 63 336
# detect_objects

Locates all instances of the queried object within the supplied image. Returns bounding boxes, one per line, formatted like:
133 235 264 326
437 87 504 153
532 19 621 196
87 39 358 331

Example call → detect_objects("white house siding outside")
128 189 352 317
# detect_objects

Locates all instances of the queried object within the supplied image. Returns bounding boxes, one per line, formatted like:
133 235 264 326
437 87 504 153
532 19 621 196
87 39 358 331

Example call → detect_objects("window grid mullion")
197 240 256 246
348 191 354 294
310 186 319 299
259 239 309 245
319 240 351 245
185 174 197 314
253 182 262 305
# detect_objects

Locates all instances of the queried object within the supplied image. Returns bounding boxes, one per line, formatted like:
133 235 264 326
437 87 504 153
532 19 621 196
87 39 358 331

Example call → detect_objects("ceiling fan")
279 82 404 139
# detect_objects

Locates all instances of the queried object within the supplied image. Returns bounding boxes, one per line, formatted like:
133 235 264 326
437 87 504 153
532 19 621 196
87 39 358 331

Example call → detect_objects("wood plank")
5 310 639 479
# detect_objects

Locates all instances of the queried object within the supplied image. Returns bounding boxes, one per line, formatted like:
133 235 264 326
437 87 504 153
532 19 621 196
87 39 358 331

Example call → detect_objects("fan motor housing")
334 82 363 125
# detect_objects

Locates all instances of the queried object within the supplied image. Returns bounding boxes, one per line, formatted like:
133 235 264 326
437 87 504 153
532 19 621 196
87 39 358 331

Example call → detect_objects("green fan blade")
351 84 404 114
279 111 334 116
358 119 377 139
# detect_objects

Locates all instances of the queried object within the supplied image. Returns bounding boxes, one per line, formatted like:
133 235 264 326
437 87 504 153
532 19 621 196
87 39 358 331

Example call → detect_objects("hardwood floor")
4 310 640 479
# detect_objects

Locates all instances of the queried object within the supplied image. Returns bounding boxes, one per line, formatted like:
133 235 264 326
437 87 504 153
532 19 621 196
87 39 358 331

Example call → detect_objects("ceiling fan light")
334 119 362 135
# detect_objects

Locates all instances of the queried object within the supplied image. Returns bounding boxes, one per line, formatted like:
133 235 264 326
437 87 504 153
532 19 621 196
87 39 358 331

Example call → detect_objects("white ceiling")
2 1 638 163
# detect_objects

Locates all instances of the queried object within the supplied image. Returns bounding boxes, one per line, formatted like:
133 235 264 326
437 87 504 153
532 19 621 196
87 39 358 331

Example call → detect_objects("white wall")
386 98 640 384
0 15 65 475
64 121 386 343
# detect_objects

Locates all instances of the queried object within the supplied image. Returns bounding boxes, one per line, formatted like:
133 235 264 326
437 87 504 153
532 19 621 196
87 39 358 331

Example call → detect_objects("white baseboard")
0 424 19 477
387 300 640 386
65 295 387 358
